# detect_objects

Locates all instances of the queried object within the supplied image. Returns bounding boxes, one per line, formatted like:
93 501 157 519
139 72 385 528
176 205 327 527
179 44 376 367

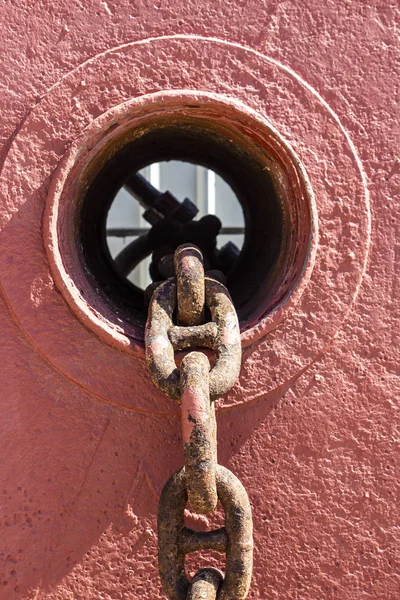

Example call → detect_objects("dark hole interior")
79 120 284 330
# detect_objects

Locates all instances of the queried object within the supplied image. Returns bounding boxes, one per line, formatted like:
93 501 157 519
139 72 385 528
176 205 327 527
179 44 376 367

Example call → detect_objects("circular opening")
105 161 245 290
79 118 285 331
46 94 314 349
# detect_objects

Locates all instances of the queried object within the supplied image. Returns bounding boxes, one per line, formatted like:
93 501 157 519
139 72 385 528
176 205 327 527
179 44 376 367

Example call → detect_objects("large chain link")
145 243 253 600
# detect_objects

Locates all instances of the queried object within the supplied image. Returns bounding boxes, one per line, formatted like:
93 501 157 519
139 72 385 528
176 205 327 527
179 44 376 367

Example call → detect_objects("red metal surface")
0 2 398 599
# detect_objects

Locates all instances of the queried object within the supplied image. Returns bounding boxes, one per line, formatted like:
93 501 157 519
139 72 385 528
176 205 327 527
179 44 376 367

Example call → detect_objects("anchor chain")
145 243 253 600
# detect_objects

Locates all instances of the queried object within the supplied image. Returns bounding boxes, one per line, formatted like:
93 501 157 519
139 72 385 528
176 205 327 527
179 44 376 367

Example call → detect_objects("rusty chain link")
145 243 253 600
174 244 205 326
180 352 217 513
145 278 242 401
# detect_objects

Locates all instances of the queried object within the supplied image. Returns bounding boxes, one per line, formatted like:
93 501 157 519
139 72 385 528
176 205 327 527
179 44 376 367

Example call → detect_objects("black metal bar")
124 172 161 208
114 233 152 277
106 227 245 237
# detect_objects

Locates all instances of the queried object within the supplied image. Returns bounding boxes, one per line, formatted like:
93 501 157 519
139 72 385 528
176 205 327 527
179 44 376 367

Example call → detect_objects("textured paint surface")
0 2 398 599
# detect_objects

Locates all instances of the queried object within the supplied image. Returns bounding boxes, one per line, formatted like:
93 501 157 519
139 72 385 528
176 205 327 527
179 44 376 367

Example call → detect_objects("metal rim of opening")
44 91 316 352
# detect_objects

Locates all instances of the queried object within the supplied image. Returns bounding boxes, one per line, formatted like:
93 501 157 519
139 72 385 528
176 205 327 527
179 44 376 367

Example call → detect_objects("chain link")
145 277 241 401
145 243 253 600
180 352 217 514
174 244 205 326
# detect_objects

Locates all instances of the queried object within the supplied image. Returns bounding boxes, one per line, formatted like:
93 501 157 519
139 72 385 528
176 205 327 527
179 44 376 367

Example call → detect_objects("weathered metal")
158 466 253 600
179 527 228 554
175 243 205 326
146 244 252 600
168 322 218 351
186 569 223 600
180 351 217 514
145 277 241 401
3 12 388 599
